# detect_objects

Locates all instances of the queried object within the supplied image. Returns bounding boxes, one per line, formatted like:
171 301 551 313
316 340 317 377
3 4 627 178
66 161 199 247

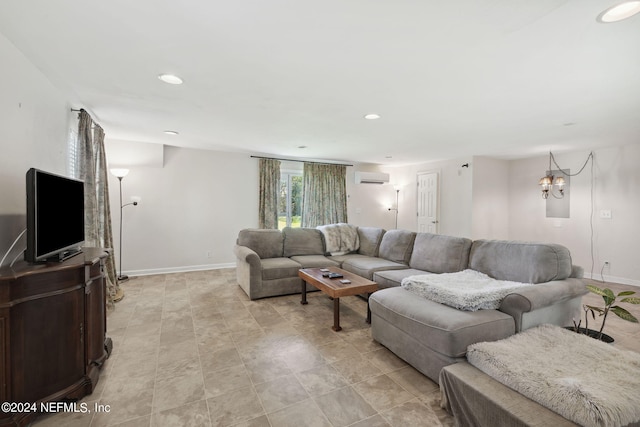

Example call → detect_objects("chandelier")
539 151 593 199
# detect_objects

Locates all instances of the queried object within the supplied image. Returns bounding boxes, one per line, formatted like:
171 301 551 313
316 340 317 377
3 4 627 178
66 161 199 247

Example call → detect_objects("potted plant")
571 284 640 342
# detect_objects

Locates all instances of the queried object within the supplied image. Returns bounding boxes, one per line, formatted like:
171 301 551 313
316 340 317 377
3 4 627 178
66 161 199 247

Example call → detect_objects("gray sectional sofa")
234 225 587 383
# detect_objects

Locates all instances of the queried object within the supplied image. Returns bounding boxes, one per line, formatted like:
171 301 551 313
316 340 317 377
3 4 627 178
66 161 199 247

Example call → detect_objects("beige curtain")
301 163 348 227
258 158 281 229
78 110 119 307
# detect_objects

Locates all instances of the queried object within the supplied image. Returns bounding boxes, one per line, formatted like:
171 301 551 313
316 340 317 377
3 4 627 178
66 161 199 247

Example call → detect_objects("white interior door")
417 172 439 233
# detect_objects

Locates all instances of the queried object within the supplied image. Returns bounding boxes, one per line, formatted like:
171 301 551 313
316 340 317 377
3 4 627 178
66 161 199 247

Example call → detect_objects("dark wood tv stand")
0 248 111 427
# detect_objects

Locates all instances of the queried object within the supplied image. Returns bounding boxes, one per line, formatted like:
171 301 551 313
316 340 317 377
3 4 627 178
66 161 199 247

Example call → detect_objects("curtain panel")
258 158 281 229
77 110 120 307
301 163 348 227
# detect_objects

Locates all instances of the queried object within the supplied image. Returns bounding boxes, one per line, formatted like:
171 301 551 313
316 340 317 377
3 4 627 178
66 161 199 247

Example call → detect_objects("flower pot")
565 327 614 344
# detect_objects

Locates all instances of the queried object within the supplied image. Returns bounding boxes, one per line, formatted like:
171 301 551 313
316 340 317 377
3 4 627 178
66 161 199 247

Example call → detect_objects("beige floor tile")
331 353 383 384
313 386 376 427
267 399 332 427
353 374 414 412
206 386 265 427
296 364 349 396
203 364 253 399
150 399 211 427
380 398 444 427
254 374 310 413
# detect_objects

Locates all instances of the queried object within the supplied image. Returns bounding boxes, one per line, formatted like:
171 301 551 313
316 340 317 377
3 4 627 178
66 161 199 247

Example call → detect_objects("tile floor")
33 270 639 426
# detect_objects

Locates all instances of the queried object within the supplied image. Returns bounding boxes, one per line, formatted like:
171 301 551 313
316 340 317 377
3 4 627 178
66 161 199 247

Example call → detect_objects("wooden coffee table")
298 267 378 331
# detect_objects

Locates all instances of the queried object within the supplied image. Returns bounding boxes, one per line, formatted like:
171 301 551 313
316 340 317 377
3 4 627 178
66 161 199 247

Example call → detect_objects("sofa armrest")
570 265 584 279
499 278 588 331
500 278 587 313
234 244 262 299
234 244 261 268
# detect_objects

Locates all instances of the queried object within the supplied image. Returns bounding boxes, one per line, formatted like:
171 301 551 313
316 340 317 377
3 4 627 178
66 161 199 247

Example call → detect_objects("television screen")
26 168 85 263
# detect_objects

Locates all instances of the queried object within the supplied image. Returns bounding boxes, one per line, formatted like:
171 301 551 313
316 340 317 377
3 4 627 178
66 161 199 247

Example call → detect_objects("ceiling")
1 0 639 166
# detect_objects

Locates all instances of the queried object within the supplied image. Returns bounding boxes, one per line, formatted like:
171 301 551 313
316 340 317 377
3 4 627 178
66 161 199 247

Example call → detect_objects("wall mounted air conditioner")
354 171 390 184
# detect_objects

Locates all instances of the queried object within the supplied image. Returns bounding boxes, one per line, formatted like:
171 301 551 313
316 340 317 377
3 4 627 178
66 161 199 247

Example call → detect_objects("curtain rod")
71 108 103 130
250 155 353 167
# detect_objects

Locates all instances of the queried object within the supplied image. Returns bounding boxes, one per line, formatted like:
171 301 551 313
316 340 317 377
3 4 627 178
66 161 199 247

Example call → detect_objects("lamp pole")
110 168 137 282
117 176 127 281
388 188 400 229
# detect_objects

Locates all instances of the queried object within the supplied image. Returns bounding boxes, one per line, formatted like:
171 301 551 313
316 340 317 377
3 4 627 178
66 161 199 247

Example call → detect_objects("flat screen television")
25 168 85 263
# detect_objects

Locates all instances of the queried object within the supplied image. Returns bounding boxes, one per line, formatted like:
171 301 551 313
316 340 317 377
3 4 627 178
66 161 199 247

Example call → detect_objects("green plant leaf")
611 306 639 323
617 291 636 297
586 284 606 296
620 297 640 305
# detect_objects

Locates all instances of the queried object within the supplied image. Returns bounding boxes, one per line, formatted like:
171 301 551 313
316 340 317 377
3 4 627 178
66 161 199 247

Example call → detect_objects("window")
279 172 302 229
67 127 80 179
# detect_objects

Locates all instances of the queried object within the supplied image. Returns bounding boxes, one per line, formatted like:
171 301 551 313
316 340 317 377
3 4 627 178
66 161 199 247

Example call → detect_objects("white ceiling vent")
355 171 390 184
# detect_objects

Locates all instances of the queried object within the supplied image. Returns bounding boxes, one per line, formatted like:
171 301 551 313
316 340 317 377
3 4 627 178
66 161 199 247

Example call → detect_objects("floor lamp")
110 168 138 282
388 187 400 229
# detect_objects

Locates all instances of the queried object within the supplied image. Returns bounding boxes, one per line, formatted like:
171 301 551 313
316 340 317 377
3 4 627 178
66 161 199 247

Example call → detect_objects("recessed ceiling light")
597 1 640 22
164 130 179 135
158 74 183 85
364 113 381 120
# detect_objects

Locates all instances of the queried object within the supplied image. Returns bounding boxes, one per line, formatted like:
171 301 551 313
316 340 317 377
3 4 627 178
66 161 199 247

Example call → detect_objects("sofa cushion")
370 287 515 358
290 255 340 269
342 256 409 280
373 269 432 289
378 229 416 264
237 228 284 259
357 227 386 257
261 257 302 281
469 240 572 284
410 233 471 274
283 227 326 257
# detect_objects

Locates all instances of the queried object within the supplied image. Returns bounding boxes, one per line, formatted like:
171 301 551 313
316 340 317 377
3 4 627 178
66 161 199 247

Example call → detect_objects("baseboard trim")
584 273 640 288
123 263 236 277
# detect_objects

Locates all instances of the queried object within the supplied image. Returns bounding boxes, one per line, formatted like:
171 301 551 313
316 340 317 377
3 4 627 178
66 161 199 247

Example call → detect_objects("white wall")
508 145 640 285
347 165 397 229
106 144 258 275
380 157 474 237
0 32 74 263
471 156 509 240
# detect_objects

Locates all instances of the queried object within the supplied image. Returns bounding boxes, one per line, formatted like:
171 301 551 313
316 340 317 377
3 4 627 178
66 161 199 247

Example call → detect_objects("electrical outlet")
206 251 212 258
600 210 612 219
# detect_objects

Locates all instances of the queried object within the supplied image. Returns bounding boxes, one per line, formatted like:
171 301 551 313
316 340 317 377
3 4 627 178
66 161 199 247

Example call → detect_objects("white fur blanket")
400 269 533 311
467 324 640 427
317 223 359 256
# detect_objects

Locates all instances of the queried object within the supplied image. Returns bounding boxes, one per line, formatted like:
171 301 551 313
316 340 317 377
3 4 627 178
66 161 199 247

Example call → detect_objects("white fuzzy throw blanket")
467 324 640 427
400 269 533 311
317 223 359 256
